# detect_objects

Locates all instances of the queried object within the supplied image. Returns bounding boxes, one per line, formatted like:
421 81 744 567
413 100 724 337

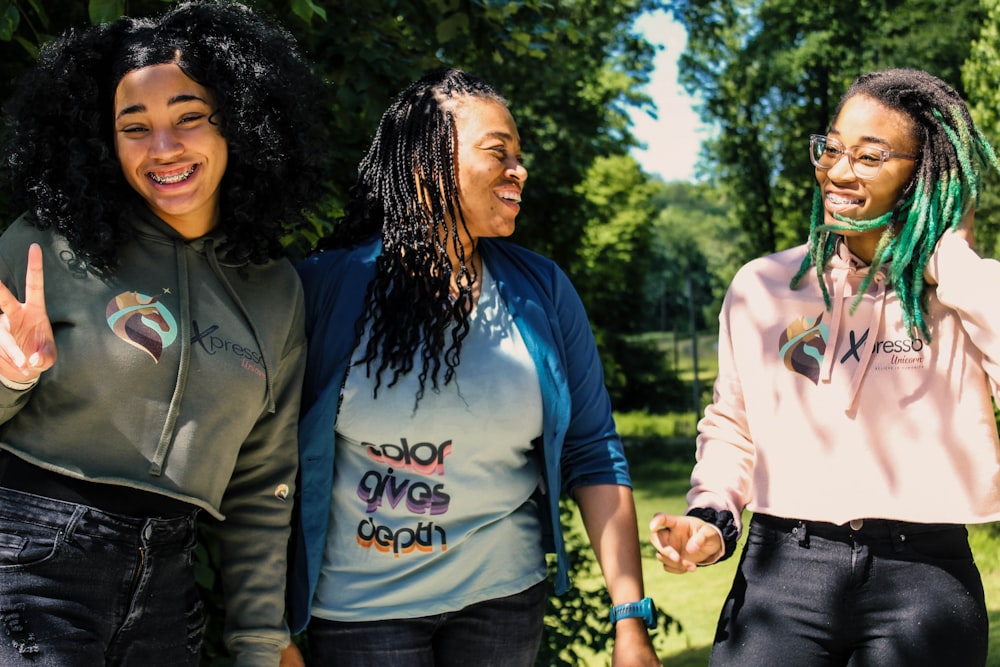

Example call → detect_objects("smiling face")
114 63 228 239
448 96 527 245
816 94 919 261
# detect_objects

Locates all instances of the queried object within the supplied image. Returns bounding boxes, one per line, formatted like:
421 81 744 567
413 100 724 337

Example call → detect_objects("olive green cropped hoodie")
0 210 304 666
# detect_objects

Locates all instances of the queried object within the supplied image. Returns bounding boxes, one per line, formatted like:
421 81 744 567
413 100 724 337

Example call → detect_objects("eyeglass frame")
809 134 917 179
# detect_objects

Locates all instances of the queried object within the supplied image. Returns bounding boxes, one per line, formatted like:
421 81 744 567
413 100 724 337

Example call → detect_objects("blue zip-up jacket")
287 237 631 633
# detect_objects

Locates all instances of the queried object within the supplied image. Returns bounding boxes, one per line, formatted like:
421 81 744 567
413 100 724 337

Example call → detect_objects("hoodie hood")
132 207 276 475
816 238 889 412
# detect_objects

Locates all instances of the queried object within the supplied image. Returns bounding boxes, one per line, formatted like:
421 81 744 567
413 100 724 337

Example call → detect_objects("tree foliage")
1 0 663 267
962 0 1000 258
669 0 986 263
574 154 660 334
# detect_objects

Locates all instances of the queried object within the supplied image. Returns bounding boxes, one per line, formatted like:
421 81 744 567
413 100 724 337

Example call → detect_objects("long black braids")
324 68 508 402
791 68 999 339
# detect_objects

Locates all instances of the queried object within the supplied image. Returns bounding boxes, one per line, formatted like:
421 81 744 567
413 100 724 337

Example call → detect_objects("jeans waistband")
0 450 196 517
0 485 197 547
753 513 964 547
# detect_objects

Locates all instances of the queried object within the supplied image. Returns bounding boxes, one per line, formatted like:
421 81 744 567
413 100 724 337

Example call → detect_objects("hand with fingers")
0 244 56 384
648 512 723 574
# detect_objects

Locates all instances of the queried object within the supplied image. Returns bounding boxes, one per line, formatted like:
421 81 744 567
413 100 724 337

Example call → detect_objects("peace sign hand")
0 244 56 384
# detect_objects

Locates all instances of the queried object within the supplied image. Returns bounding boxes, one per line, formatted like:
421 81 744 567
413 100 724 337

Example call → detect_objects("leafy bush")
537 501 677 666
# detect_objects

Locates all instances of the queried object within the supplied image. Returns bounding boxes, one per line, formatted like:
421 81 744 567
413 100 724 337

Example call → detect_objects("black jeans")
306 579 548 667
710 514 988 667
0 487 202 666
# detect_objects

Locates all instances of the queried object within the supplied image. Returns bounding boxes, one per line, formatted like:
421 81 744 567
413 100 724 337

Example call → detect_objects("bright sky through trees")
630 10 706 183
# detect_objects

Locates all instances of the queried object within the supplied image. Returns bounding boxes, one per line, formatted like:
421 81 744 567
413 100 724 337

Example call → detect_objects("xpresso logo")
839 329 868 363
780 312 928 382
191 319 265 377
839 327 926 368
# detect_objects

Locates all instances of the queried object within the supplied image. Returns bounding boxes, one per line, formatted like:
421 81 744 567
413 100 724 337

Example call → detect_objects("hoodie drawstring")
204 241 276 413
149 239 192 476
819 242 889 413
845 275 886 412
820 269 848 384
147 237 275 477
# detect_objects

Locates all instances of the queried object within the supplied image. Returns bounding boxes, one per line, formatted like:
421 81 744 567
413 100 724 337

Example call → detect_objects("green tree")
670 0 984 264
572 154 666 407
649 180 736 330
1 0 663 270
962 0 1000 259
574 154 659 333
277 0 664 268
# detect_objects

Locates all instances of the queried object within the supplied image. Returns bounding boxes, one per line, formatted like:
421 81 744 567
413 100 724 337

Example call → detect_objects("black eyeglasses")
809 134 917 179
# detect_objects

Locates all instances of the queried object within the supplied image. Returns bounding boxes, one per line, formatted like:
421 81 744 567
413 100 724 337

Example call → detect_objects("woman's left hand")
611 618 662 666
279 641 305 667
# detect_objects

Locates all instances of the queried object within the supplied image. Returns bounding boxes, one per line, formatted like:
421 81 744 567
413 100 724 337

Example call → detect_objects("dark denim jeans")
306 579 548 667
0 487 203 666
711 514 988 667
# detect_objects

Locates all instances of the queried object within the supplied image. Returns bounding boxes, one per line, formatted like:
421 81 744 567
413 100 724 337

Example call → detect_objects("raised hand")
0 244 56 383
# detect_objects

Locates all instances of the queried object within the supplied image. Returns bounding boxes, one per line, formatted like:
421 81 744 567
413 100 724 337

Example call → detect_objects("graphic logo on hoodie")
106 292 178 363
779 313 828 384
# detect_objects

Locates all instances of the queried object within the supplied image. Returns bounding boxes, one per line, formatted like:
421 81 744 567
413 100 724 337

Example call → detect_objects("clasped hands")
648 512 724 574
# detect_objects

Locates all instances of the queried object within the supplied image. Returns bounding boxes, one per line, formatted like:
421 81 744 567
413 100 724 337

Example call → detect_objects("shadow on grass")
657 644 711 667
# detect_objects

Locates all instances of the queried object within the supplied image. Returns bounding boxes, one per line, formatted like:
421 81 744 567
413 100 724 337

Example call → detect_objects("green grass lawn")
569 440 1000 666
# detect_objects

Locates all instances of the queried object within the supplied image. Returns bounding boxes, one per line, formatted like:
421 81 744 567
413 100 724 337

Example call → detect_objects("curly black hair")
323 68 510 402
2 0 333 273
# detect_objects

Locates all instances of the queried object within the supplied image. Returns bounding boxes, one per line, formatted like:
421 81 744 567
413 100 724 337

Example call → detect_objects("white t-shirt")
311 264 547 621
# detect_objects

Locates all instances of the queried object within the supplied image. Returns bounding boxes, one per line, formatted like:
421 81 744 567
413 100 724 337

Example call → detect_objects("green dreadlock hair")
790 68 999 339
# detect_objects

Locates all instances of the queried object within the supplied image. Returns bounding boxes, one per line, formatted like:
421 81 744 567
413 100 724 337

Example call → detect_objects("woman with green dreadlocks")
648 68 999 665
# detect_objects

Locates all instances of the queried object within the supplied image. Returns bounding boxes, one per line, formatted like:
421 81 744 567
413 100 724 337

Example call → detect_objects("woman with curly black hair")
0 1 331 665
289 68 660 667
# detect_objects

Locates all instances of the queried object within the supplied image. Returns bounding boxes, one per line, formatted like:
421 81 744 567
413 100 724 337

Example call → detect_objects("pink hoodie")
689 232 1000 536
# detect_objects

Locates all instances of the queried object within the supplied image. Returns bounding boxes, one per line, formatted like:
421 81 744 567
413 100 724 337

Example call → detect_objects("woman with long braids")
649 67 1000 665
288 68 660 666
0 1 332 665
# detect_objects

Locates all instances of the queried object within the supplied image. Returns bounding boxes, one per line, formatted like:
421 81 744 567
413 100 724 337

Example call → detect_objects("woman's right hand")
649 513 723 574
0 244 56 384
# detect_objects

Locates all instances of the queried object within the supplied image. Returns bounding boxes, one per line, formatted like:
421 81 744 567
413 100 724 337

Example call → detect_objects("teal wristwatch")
609 597 656 629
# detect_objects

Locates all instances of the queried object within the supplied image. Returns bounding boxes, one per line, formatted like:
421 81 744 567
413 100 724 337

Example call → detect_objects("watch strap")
608 596 656 628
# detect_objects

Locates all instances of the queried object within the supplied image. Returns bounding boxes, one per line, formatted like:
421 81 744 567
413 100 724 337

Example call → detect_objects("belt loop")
792 520 810 547
63 506 87 544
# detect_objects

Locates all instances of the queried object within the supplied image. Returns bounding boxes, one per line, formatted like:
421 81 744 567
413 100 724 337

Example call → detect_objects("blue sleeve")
549 265 632 493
